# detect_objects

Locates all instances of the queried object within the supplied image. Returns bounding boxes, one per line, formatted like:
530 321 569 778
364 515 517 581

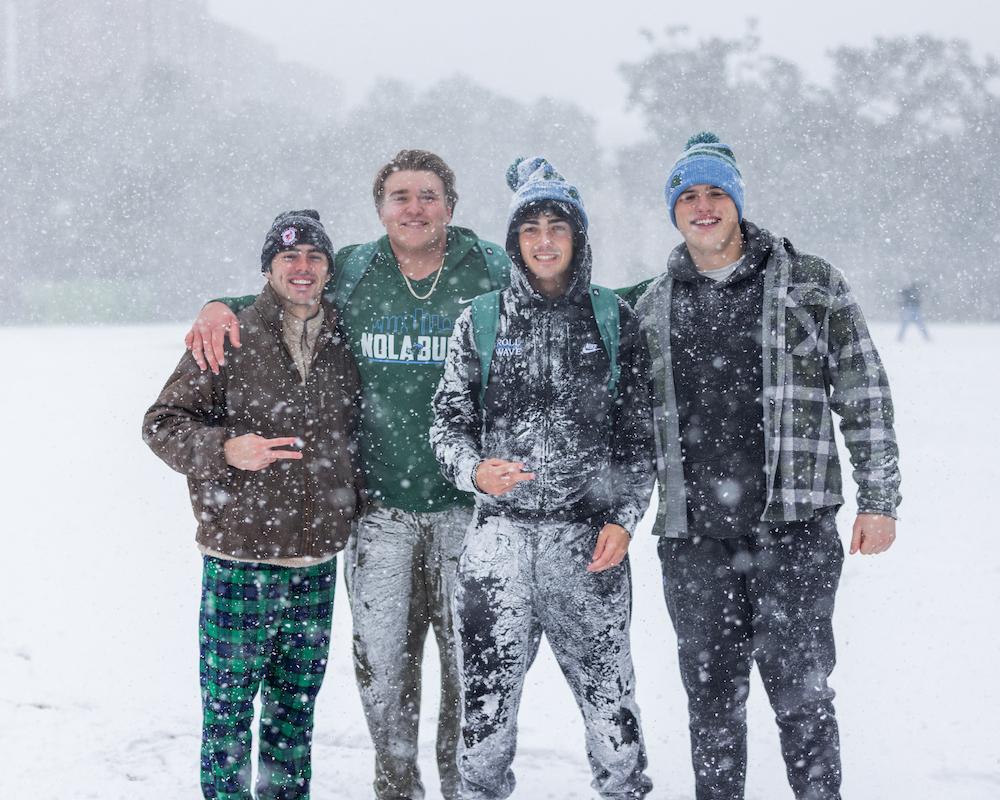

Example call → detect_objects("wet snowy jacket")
143 285 365 560
631 223 901 537
430 238 654 533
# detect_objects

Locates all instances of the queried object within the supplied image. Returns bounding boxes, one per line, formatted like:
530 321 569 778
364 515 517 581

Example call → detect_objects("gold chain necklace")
400 256 446 301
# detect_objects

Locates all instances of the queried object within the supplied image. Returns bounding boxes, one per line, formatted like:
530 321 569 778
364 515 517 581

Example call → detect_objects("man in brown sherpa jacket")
143 209 364 800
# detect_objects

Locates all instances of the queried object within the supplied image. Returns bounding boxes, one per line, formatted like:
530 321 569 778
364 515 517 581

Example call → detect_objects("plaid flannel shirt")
635 225 901 538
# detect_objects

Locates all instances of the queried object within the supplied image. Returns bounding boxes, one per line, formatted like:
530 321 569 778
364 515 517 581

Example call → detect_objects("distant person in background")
620 132 901 800
143 210 365 799
898 280 930 341
183 151 512 800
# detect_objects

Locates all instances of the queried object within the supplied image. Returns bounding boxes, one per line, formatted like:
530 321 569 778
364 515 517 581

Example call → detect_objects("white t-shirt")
699 256 745 283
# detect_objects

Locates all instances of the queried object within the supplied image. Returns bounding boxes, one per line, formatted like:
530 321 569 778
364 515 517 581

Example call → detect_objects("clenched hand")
850 513 896 555
588 524 630 573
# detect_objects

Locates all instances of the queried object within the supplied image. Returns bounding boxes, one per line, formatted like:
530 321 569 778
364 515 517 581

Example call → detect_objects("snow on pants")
658 509 845 800
345 504 471 800
456 514 652 800
198 555 336 800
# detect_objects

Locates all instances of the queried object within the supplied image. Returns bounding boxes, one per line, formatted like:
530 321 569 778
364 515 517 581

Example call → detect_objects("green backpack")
470 285 621 407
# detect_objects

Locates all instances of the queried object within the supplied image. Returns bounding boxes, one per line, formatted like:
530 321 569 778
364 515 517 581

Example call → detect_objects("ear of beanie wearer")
505 156 588 233
664 132 745 227
260 209 336 272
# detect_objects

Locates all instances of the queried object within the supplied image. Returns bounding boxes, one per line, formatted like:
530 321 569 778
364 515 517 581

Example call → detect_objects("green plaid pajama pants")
199 555 336 800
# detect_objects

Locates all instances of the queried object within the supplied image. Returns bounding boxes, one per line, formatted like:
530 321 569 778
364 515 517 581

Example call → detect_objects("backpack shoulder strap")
470 290 501 407
589 285 621 398
330 240 379 311
477 240 512 290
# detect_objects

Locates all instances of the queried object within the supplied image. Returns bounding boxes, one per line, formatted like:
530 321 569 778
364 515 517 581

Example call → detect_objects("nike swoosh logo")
456 297 476 304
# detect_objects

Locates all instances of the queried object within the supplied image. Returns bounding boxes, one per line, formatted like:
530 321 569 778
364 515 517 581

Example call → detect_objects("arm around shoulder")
185 296 256 373
614 277 655 309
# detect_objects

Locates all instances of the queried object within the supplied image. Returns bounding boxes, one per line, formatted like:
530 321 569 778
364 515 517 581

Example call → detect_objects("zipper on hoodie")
539 307 553 512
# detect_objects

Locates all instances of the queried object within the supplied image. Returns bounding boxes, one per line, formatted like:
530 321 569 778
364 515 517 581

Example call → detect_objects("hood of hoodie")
504 203 593 307
374 224 481 273
667 219 772 286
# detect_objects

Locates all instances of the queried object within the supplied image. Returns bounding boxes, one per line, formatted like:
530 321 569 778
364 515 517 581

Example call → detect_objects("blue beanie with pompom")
505 156 588 232
664 132 744 227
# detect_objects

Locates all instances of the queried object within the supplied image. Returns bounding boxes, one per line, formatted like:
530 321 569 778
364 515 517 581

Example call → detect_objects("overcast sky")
206 1 997 146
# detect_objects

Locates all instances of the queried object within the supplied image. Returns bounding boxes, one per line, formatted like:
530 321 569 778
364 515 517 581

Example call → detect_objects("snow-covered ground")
2 322 997 799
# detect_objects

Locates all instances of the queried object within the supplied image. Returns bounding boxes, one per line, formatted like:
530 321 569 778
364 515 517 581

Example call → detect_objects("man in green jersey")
185 150 511 800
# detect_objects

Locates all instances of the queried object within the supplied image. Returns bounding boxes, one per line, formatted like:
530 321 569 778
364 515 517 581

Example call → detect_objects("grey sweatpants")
455 514 652 800
345 504 472 800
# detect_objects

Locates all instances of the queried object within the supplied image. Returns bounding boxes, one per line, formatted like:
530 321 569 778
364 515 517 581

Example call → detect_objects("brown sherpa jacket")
143 284 364 560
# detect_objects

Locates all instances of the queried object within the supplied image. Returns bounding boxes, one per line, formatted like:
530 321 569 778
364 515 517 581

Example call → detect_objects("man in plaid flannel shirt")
623 132 901 800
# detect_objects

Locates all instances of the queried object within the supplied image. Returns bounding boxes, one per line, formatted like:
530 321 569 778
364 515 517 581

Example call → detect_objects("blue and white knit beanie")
505 156 588 232
664 132 745 227
260 209 335 273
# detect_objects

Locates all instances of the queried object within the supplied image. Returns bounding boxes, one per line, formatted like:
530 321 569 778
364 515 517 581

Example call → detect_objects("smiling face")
674 183 744 268
267 244 330 318
517 209 575 298
377 169 453 254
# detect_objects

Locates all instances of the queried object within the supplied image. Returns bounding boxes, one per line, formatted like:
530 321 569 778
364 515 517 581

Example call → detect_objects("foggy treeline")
2 11 998 323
